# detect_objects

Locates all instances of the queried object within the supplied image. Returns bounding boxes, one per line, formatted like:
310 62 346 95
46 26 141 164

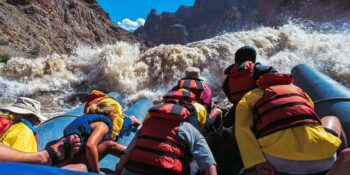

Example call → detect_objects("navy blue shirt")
64 114 113 146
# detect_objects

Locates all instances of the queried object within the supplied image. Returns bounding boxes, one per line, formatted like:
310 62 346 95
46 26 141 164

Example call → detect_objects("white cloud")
117 18 145 31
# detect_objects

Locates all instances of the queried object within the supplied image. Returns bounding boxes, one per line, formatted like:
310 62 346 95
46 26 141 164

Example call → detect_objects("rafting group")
1 46 350 175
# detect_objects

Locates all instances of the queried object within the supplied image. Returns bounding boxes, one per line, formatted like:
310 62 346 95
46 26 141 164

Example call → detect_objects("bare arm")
203 165 217 175
114 153 129 175
123 114 142 126
86 122 109 174
114 131 139 175
256 161 276 175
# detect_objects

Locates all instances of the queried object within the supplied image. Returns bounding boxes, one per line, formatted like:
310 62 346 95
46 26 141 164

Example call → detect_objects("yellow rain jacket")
192 102 207 133
235 88 341 168
0 115 38 153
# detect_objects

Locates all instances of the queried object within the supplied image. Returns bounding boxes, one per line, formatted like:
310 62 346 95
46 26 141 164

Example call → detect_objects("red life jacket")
126 103 192 175
0 116 13 138
177 79 206 101
253 73 321 138
163 90 196 103
163 90 201 131
225 61 257 104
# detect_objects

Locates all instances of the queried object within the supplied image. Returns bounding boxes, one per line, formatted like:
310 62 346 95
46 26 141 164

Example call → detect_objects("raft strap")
313 97 350 105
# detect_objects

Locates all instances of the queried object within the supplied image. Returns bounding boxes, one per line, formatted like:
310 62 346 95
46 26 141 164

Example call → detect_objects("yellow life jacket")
192 102 207 133
98 97 124 140
84 90 124 140
0 115 38 152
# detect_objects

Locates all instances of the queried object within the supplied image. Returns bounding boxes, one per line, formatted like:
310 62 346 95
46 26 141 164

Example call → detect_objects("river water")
0 23 349 118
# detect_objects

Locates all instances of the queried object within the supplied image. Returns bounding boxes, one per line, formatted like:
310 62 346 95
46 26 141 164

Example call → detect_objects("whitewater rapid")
0 23 349 117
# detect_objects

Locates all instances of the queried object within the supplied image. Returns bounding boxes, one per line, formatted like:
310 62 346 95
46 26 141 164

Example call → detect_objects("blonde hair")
87 102 116 117
86 98 124 141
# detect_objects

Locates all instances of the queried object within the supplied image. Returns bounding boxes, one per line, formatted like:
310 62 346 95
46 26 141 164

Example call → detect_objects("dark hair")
234 45 257 63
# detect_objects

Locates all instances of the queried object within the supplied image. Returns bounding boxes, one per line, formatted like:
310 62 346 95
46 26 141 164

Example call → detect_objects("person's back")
0 97 46 153
224 61 256 105
63 113 114 146
171 67 213 113
217 46 277 174
125 103 193 175
0 117 38 152
163 89 222 135
235 73 343 175
222 46 277 127
83 90 142 138
116 101 217 175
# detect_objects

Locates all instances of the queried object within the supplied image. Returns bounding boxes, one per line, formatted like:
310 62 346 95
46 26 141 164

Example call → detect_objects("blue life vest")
63 114 113 145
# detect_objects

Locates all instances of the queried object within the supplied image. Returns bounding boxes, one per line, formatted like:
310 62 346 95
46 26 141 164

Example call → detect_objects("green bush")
28 49 39 58
0 54 11 63
0 39 9 46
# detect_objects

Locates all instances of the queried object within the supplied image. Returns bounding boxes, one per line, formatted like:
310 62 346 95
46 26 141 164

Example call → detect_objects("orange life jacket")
253 73 321 138
176 79 206 102
225 61 257 104
126 103 192 175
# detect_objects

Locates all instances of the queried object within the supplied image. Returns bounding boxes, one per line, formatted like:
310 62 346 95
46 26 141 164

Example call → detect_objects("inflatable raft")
292 64 350 142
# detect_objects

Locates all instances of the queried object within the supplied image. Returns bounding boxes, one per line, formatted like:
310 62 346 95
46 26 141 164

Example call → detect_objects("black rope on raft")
313 97 350 105
40 114 80 123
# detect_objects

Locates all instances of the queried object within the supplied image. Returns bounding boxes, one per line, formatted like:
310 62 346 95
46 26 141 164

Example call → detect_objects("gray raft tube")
291 64 350 142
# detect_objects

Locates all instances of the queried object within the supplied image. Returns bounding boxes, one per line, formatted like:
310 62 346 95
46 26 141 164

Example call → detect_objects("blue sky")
97 0 195 31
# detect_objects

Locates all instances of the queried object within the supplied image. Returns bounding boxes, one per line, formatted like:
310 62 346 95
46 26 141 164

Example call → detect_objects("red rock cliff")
135 0 350 45
0 0 151 57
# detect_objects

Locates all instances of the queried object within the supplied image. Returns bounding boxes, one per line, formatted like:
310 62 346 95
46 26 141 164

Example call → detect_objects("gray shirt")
121 122 216 175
